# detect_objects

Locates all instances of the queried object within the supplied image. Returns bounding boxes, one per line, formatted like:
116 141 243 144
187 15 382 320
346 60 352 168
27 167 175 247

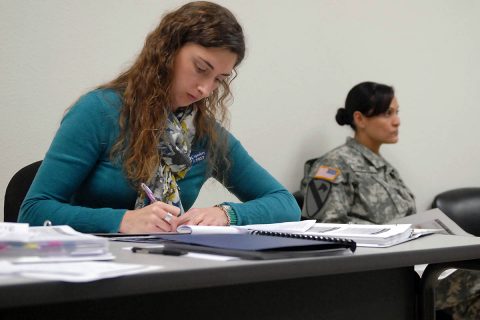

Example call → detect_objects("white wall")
1 0 480 221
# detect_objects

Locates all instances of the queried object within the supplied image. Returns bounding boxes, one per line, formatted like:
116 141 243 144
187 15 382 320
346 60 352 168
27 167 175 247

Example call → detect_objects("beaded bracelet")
215 204 232 226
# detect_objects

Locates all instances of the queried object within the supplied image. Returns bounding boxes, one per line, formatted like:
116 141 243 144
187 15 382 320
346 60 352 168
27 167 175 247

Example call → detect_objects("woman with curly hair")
19 1 300 233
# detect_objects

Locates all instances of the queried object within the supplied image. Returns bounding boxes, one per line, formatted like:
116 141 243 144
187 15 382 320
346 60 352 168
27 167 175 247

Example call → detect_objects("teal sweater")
19 90 300 233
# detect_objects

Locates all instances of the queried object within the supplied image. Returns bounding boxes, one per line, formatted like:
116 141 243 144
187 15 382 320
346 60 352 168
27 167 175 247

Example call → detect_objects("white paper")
186 252 239 261
303 223 414 247
0 225 103 242
177 220 317 235
391 208 472 236
11 253 115 264
177 225 245 234
236 220 317 233
0 261 161 282
0 222 29 234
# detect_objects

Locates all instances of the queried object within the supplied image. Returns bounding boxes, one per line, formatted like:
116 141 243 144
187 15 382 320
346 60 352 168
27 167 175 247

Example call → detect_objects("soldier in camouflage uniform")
301 81 479 319
301 82 415 223
301 137 416 223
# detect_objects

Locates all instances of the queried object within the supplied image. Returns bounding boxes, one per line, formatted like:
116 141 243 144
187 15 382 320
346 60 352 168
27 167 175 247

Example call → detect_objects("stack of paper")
107 220 435 248
176 220 317 234
0 223 112 262
304 223 415 247
176 221 422 247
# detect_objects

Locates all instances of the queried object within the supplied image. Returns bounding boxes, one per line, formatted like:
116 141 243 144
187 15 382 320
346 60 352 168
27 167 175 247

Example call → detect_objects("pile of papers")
303 223 415 247
0 222 162 282
177 221 425 247
111 220 434 248
0 223 112 262
182 222 424 247
176 219 317 235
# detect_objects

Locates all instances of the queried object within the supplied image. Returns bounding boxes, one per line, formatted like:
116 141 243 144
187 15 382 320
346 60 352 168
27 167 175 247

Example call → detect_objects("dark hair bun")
335 108 351 126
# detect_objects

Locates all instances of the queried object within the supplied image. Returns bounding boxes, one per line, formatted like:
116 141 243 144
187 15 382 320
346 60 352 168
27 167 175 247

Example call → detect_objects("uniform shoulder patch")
304 179 332 218
314 165 340 182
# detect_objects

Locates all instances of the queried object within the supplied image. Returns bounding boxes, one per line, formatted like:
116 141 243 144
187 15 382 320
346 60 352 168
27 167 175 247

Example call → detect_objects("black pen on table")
132 246 187 256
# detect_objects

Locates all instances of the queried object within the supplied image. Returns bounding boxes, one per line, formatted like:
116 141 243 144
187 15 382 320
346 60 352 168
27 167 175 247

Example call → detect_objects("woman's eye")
195 65 207 73
384 109 395 117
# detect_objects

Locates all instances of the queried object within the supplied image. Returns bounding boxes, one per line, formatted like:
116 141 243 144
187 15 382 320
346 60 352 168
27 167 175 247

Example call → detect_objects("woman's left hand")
172 206 228 229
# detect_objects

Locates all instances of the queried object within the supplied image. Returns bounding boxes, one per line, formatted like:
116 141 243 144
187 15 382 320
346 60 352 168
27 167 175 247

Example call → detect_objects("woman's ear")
353 111 366 129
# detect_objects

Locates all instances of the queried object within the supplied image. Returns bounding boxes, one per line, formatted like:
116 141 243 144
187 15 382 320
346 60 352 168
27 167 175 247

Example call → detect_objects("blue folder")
133 233 356 260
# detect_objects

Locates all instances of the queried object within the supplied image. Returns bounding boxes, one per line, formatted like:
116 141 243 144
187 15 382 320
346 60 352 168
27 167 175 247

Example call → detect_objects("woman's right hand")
118 201 181 233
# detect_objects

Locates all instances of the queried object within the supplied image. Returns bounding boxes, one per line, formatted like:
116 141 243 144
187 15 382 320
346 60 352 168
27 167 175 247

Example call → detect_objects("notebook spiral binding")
250 230 357 250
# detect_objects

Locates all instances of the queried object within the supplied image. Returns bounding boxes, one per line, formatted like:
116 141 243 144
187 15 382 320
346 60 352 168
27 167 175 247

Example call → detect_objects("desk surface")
2 234 480 310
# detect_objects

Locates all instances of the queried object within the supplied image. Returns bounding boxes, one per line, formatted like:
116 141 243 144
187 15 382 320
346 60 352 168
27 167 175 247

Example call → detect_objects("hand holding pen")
117 184 180 233
140 183 178 224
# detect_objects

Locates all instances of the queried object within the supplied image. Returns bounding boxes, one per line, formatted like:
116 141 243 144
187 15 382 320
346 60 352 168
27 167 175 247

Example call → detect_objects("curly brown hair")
99 1 245 187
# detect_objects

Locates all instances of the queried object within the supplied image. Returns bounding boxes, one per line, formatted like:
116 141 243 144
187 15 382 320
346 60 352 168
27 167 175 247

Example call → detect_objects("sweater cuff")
220 204 238 226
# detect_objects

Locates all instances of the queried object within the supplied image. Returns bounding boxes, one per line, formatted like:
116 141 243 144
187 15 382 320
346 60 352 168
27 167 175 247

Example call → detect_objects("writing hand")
119 201 181 233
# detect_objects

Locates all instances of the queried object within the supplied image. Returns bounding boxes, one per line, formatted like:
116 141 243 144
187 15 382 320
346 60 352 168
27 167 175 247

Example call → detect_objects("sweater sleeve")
19 91 127 233
218 133 301 225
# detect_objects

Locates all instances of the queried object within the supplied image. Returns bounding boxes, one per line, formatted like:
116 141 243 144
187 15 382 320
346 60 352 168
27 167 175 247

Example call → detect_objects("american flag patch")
314 166 340 181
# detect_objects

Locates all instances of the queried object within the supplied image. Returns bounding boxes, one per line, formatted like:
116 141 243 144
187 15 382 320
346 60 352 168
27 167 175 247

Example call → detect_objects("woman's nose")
197 80 216 98
392 115 401 126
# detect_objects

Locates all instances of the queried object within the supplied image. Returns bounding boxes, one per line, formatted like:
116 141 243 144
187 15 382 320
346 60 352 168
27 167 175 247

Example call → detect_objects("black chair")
292 157 319 209
4 160 42 222
431 187 480 236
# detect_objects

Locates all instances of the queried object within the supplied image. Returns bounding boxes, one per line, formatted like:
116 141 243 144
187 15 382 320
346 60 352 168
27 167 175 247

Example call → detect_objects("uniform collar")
346 137 389 170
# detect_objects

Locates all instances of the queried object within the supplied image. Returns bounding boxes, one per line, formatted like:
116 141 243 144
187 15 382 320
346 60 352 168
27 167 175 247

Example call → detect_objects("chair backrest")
431 187 480 236
303 158 319 179
4 161 42 222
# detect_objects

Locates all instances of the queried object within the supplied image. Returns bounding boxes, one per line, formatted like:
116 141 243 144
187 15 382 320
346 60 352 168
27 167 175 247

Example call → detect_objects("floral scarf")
134 107 195 213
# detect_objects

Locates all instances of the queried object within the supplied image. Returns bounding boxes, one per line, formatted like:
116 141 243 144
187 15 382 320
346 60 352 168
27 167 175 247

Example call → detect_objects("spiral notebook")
133 232 356 260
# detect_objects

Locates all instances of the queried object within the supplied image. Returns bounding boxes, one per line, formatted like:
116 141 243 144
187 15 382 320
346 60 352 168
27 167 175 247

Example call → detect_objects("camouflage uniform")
301 137 416 223
436 269 480 319
301 138 479 319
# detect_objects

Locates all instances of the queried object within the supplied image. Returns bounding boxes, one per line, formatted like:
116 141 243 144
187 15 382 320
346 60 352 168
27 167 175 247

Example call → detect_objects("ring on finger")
163 212 174 223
